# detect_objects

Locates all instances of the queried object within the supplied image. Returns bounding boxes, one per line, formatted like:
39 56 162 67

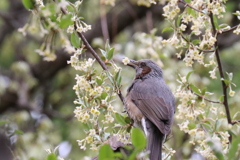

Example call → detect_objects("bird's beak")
127 59 138 69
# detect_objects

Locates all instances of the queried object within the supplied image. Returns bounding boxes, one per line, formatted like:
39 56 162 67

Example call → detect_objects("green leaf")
219 95 224 102
101 92 108 99
59 14 74 29
14 130 24 135
128 150 138 160
185 0 191 3
219 23 229 29
115 113 127 125
125 117 131 124
0 120 9 126
101 55 106 61
106 48 114 60
223 79 230 86
189 84 201 95
131 128 146 151
201 88 206 95
105 39 111 52
192 39 200 45
213 15 220 30
227 137 240 160
201 122 212 130
99 144 114 160
116 76 122 86
106 71 114 84
126 126 132 133
114 70 122 86
71 32 81 48
186 7 193 15
22 0 34 9
99 49 107 58
47 153 57 160
96 77 103 85
176 14 183 27
186 70 194 81
66 4 76 13
188 122 196 129
162 27 174 33
46 4 57 14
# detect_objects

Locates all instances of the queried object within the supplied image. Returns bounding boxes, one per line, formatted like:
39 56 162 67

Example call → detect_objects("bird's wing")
130 78 175 134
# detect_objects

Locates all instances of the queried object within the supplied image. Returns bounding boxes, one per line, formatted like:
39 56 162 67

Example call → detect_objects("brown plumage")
125 59 175 160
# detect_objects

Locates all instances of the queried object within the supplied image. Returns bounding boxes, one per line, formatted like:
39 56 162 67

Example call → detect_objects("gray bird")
125 59 175 160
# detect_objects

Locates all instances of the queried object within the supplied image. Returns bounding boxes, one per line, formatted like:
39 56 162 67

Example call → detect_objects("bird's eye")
140 62 146 67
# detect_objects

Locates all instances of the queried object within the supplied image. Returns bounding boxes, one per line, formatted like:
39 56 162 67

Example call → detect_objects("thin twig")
180 33 215 53
219 24 239 34
231 120 240 125
194 93 222 104
209 4 232 125
178 0 205 14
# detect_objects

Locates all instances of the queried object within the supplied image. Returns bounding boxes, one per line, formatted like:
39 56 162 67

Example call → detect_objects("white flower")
122 57 130 65
18 25 28 36
180 24 187 31
67 25 74 33
229 90 235 97
209 68 217 79
233 28 240 35
64 45 76 54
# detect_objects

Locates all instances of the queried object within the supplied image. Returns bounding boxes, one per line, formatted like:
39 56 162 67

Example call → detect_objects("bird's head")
126 59 163 79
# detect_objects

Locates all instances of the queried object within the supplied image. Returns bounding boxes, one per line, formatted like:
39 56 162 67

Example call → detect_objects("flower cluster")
35 43 56 61
72 20 91 33
67 48 95 72
68 54 129 151
163 0 180 20
175 71 231 159
72 71 120 150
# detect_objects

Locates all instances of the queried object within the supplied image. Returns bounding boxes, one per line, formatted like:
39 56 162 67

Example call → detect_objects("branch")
194 93 222 104
231 120 240 125
209 5 232 125
219 24 239 34
178 0 205 14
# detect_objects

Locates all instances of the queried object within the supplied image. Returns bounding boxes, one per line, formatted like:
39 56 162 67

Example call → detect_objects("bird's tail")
147 121 164 160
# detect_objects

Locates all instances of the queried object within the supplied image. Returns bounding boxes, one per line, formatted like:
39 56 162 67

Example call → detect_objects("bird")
125 59 175 160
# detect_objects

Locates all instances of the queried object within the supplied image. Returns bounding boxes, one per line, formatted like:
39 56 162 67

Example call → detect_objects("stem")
194 93 221 104
219 24 239 34
209 10 232 124
231 120 240 125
